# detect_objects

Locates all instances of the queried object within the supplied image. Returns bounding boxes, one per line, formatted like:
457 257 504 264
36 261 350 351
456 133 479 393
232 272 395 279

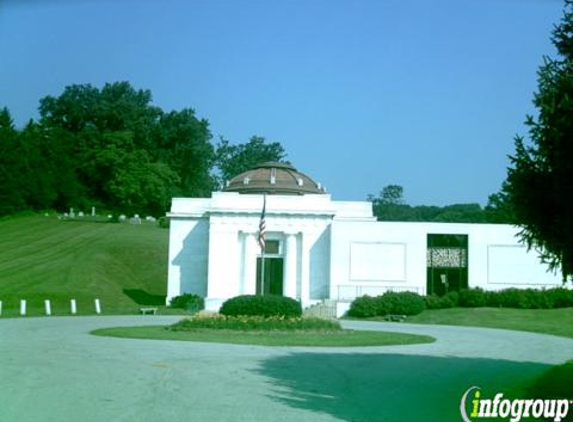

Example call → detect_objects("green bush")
169 293 204 313
348 295 379 318
458 288 487 307
158 216 169 229
379 291 426 316
544 288 573 308
425 291 459 309
169 315 341 331
219 295 302 318
349 291 426 318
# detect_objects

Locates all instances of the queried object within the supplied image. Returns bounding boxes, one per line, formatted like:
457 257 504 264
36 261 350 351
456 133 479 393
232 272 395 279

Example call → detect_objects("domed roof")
223 162 326 195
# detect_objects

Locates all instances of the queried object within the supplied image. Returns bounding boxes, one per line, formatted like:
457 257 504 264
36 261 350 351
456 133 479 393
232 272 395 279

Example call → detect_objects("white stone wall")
330 221 563 301
167 217 209 303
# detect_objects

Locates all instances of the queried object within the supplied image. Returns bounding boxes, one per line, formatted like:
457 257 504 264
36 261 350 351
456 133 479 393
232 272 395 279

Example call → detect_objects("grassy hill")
0 215 169 316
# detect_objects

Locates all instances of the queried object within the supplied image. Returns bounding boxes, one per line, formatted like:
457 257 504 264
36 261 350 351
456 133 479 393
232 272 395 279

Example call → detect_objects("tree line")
367 184 513 224
0 81 284 217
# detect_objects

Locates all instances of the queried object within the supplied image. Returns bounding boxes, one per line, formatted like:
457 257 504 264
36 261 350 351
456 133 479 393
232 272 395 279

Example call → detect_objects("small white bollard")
0 300 3 316
70 299 77 315
45 300 51 316
95 299 101 315
20 300 26 316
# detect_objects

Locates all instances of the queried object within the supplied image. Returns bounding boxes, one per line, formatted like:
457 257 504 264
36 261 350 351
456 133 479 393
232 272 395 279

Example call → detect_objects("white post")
91 206 95 217
70 299 77 315
0 300 2 316
20 300 26 316
95 299 101 314
45 300 51 316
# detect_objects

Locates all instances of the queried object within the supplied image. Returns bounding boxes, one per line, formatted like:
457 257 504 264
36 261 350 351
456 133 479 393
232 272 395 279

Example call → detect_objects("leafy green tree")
215 136 286 185
156 108 215 197
501 1 573 281
36 81 214 215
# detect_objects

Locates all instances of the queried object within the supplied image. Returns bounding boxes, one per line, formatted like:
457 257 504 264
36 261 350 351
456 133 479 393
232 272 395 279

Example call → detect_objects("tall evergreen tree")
502 1 573 280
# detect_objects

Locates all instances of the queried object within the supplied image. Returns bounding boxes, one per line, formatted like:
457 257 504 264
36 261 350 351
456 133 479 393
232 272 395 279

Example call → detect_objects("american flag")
258 195 266 251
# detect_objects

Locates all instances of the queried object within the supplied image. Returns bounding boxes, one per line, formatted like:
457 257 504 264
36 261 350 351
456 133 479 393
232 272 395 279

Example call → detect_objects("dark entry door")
427 234 468 296
256 257 284 295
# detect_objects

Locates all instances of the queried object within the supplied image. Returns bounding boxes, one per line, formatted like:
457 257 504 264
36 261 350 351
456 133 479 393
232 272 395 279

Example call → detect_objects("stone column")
283 233 298 299
244 232 258 295
300 233 311 305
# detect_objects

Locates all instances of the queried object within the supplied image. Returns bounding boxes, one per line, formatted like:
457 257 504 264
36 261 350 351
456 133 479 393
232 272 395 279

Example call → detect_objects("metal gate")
426 234 468 296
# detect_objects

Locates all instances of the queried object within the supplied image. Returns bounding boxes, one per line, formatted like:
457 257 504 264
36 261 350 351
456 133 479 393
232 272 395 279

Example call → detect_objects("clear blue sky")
0 0 565 205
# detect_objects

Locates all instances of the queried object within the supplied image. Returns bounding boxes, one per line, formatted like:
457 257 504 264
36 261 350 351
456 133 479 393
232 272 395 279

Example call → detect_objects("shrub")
219 295 302 318
458 288 487 307
378 291 426 316
169 293 204 313
348 295 379 318
544 288 573 308
425 291 459 309
349 291 426 318
158 216 169 229
169 315 341 331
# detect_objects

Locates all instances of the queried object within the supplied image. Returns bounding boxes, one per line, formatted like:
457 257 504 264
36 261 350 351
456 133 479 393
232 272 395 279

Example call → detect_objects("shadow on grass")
122 289 166 306
255 353 552 422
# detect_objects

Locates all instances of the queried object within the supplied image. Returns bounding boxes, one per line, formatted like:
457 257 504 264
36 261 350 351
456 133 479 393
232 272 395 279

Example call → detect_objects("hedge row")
349 287 573 318
348 291 426 318
220 295 302 318
170 315 341 331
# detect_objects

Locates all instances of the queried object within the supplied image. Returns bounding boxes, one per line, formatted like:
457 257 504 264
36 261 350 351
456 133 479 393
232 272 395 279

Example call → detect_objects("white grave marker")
20 300 26 316
45 300 51 316
70 299 77 315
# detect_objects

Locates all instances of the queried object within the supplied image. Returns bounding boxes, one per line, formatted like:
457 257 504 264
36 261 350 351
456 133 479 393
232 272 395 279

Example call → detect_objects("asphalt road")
1 316 571 422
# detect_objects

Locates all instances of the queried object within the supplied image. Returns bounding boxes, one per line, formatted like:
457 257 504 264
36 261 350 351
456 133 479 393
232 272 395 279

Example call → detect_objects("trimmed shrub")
458 288 487 307
169 315 341 331
349 291 426 318
425 291 459 309
348 295 379 318
378 291 426 316
219 295 302 318
170 293 204 313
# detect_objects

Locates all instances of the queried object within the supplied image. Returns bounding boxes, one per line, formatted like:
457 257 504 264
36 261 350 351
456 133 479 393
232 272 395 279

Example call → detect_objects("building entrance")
256 257 284 295
427 234 468 296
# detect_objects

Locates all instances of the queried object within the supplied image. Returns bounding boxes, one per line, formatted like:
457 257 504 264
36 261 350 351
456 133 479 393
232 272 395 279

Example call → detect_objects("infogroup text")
460 387 571 422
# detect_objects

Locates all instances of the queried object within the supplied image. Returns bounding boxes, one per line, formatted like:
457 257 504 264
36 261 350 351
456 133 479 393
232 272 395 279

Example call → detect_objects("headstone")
70 299 77 315
0 300 2 316
130 215 141 225
145 216 156 223
119 214 127 221
20 300 26 316
78 211 84 217
69 208 75 218
45 300 51 316
91 206 96 217
95 299 101 314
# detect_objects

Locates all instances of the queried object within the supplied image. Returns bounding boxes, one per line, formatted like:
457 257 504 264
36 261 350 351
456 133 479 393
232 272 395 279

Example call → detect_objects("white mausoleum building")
167 162 562 314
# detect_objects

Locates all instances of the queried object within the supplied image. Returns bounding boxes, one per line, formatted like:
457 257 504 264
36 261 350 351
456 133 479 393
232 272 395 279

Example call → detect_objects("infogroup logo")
460 386 571 422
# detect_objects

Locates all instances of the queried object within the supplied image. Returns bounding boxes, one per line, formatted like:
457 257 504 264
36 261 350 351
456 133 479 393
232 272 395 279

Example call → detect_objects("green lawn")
92 325 435 347
406 307 573 339
0 215 171 316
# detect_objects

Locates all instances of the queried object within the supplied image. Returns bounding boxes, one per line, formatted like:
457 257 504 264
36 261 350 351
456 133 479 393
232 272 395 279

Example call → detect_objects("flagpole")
260 245 266 295
258 194 267 296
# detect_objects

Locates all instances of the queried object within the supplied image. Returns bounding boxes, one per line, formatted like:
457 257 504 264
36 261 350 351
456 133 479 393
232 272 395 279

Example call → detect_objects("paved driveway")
0 316 571 422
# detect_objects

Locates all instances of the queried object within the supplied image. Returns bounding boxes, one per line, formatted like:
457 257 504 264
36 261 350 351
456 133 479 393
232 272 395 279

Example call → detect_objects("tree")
0 107 26 215
215 136 286 185
502 1 573 281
